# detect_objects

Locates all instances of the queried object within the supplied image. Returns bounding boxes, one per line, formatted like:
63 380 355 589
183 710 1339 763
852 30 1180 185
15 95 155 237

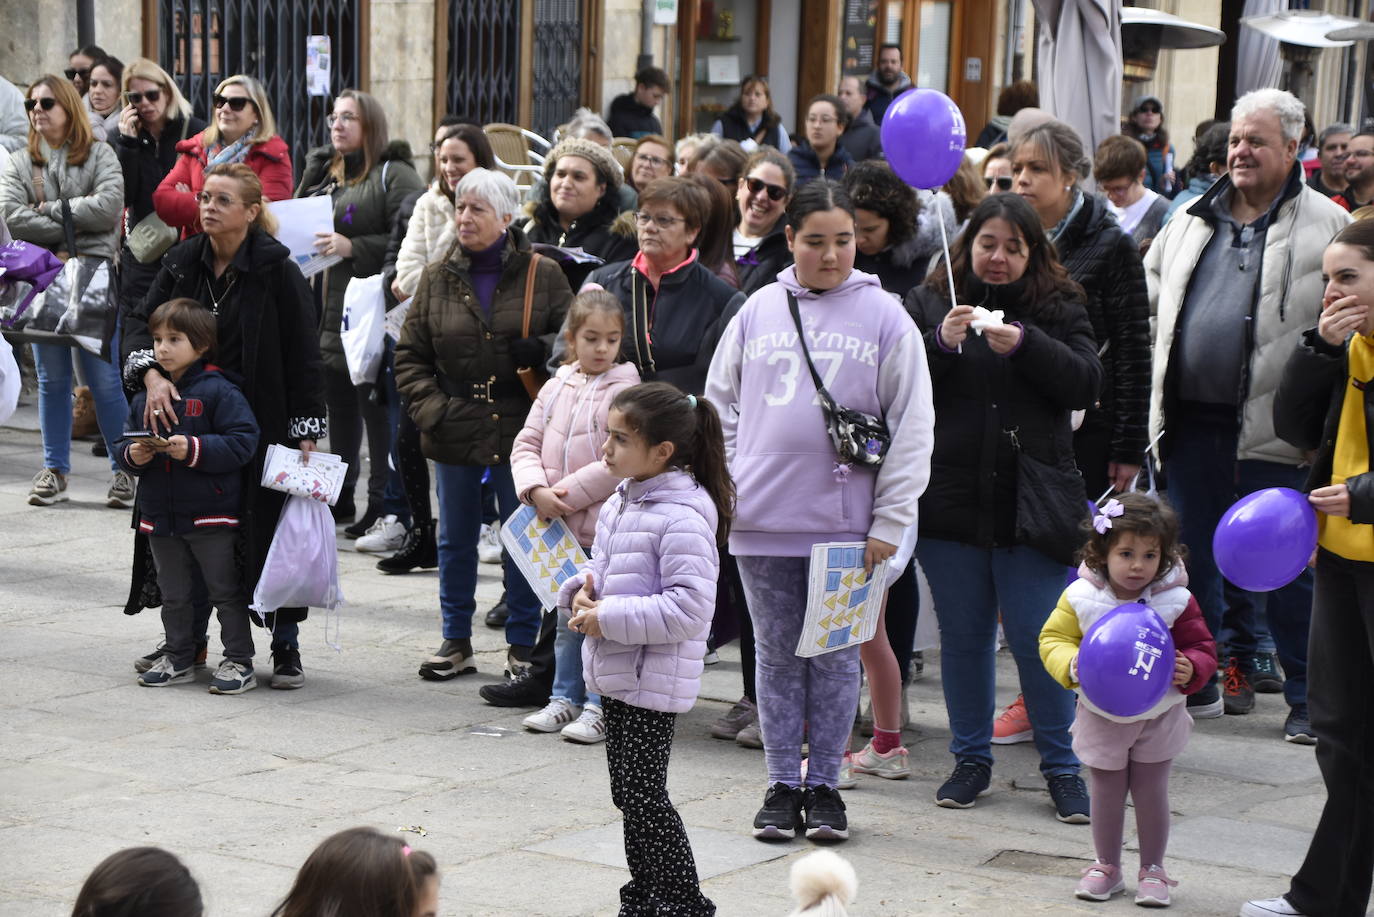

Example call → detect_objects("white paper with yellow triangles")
499 504 589 611
795 542 891 658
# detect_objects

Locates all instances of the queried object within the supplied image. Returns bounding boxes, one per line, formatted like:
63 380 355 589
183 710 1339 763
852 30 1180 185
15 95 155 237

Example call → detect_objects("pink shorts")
1070 700 1193 771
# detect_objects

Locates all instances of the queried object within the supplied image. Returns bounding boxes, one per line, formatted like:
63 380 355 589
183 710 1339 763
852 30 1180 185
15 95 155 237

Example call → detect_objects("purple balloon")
1213 487 1318 592
1078 603 1175 718
881 88 967 189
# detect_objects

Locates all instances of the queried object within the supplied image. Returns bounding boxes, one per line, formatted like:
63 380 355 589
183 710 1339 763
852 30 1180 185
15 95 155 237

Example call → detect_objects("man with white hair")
1145 89 1350 742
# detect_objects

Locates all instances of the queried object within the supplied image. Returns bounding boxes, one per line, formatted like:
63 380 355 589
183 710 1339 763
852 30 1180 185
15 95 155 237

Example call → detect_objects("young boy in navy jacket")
116 298 261 694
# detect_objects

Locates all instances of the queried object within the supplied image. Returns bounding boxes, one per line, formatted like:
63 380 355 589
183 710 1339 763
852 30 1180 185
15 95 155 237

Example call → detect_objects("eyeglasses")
327 112 359 128
635 153 669 168
213 94 253 112
126 89 162 105
195 192 242 207
64 68 90 82
806 114 838 125
745 176 787 201
24 97 57 112
635 211 685 229
986 176 1013 191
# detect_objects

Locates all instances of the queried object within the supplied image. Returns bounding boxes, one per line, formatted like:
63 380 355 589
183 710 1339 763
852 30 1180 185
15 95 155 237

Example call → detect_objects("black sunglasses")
746 176 787 201
1138 105 1161 115
24 97 57 112
125 89 162 105
986 176 1012 191
213 94 253 112
64 68 89 82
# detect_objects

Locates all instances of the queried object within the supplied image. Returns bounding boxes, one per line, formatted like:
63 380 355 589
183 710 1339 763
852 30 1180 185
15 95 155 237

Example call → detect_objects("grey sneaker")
28 468 68 506
138 655 193 687
107 470 136 508
208 659 257 695
710 696 758 740
736 720 763 749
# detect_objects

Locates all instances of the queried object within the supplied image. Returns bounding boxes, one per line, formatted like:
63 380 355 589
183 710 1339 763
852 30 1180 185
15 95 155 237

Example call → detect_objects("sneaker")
355 514 407 553
484 593 510 628
1185 679 1224 719
1074 862 1125 901
992 694 1033 744
208 659 257 695
703 649 720 665
911 650 925 681
803 784 849 841
936 760 992 808
1239 897 1306 916
376 521 438 573
478 522 502 564
1135 864 1177 907
1048 773 1091 824
27 468 68 506
1223 657 1256 715
344 504 381 539
850 742 911 780
735 720 763 749
106 470 136 508
134 639 209 673
800 754 858 790
562 704 607 743
270 647 305 689
138 655 193 687
479 671 549 708
711 696 758 740
524 697 581 732
1251 652 1283 694
752 782 804 840
1284 704 1316 745
418 639 476 681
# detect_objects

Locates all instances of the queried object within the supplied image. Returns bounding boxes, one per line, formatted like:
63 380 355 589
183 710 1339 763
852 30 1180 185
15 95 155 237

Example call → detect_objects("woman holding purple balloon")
1039 493 1217 907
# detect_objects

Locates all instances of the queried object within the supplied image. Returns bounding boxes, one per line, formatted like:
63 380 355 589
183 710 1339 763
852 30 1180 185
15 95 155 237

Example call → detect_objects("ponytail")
686 395 735 543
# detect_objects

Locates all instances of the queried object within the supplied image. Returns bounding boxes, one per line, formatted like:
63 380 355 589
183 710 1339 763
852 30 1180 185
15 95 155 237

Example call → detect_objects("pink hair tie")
402 845 412 857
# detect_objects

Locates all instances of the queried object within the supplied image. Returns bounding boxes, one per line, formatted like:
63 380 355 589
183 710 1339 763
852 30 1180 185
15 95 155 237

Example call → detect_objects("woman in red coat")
154 74 292 237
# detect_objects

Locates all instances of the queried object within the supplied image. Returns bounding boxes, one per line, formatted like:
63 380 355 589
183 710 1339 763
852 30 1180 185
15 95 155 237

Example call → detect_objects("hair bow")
1093 498 1124 535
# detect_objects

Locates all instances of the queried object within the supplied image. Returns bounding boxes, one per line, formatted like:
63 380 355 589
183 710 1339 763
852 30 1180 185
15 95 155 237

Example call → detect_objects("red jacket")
153 132 293 237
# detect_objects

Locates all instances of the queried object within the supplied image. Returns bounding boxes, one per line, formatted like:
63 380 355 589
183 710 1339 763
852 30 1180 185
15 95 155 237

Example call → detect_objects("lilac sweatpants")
737 555 861 788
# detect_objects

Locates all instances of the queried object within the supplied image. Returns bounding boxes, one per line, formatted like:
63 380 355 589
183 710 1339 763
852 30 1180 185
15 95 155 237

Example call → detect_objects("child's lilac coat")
557 469 720 713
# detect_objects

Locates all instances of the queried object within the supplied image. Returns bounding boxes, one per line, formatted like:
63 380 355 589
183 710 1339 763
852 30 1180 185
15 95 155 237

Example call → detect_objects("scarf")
1049 189 1086 243
206 134 254 171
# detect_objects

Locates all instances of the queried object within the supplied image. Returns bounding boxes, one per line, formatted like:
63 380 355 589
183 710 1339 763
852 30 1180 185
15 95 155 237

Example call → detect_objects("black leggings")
324 365 390 511
395 402 432 525
885 560 919 684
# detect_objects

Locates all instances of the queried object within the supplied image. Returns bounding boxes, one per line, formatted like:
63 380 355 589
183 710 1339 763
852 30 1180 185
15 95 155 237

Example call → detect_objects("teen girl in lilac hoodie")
706 179 935 842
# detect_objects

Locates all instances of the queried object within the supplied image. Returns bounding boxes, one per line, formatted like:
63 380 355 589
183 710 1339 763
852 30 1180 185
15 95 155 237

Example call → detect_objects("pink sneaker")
1135 865 1177 907
992 694 1033 744
850 741 910 779
1075 862 1125 901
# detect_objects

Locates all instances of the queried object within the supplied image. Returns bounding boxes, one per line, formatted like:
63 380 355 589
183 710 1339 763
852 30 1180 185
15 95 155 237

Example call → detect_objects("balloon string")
935 196 961 354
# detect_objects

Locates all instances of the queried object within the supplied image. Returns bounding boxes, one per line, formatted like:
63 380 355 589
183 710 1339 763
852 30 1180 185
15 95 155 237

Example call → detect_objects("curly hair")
1078 492 1187 583
842 161 921 247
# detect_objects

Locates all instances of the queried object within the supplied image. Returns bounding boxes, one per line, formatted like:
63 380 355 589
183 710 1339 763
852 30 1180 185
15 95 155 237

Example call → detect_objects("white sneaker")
356 514 407 553
800 754 858 789
478 522 503 564
1240 898 1305 916
562 704 607 744
523 697 581 733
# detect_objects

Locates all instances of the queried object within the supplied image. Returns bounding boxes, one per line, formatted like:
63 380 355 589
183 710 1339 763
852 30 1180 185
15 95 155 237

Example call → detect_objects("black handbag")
786 291 891 466
1012 434 1090 565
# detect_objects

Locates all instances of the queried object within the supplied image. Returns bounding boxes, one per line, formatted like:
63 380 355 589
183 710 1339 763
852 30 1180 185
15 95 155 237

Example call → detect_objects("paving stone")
524 823 792 880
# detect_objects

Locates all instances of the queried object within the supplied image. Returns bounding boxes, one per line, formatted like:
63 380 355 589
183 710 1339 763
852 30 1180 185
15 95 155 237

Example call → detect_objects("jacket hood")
380 139 415 165
553 360 641 385
778 264 884 300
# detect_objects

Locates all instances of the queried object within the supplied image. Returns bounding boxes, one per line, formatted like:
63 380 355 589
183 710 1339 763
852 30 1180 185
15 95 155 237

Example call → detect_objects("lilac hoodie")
706 267 934 555
556 469 720 713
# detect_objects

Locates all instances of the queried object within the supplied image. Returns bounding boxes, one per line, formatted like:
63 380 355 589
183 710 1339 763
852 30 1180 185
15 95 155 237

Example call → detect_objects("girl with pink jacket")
511 292 640 742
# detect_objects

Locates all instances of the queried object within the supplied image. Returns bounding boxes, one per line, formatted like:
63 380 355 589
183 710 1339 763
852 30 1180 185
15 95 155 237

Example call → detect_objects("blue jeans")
32 341 127 474
917 538 1080 777
552 615 599 707
434 462 540 646
270 616 299 653
1165 404 1310 707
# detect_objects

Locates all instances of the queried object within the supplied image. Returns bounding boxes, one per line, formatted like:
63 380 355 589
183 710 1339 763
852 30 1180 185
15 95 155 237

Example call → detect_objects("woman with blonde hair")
154 74 292 238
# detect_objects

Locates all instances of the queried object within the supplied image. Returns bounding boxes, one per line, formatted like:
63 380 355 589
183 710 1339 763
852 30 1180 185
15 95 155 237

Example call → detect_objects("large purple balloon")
1213 487 1318 592
881 88 967 189
1078 603 1175 717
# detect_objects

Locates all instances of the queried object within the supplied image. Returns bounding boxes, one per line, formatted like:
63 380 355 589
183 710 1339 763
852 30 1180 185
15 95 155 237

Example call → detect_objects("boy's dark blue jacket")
114 360 260 536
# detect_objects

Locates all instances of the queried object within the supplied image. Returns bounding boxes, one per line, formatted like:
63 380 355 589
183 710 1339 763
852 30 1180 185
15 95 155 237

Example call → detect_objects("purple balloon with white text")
880 88 967 189
1078 602 1175 718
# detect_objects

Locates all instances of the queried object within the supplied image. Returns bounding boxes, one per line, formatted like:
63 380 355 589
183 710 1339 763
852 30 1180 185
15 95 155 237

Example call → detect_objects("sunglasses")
64 68 90 82
213 94 253 112
745 176 787 201
1138 105 1161 115
24 97 57 112
986 176 1012 191
125 89 162 105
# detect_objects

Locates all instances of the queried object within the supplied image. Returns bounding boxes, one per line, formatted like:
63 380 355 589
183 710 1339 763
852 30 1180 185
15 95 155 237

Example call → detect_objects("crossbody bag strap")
521 252 539 337
785 290 835 406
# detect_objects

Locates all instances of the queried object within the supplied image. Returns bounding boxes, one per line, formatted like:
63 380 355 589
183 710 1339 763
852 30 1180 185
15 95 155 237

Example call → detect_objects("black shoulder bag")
786 291 890 466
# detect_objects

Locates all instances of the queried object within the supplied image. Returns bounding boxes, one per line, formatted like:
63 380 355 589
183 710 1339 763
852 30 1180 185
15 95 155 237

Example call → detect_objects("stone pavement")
0 404 1332 916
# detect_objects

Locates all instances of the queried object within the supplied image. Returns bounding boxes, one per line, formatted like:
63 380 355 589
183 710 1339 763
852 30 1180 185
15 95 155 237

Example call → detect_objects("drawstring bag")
340 274 386 386
251 495 344 617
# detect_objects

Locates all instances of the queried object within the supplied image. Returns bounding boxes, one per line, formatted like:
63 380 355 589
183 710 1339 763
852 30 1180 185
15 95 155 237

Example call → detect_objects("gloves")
509 336 546 369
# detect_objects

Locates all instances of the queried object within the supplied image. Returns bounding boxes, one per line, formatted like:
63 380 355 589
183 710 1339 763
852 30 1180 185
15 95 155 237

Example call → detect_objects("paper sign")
384 296 412 343
500 504 589 611
260 442 348 506
653 0 679 25
266 197 341 278
307 36 331 97
795 541 889 657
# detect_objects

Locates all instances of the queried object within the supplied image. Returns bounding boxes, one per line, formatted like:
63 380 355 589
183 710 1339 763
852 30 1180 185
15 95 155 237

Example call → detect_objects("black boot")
344 501 383 538
376 521 438 574
484 591 510 628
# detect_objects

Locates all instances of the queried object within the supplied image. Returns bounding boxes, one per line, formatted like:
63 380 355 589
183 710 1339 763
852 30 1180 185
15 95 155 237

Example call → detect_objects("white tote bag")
251 495 345 616
340 274 386 386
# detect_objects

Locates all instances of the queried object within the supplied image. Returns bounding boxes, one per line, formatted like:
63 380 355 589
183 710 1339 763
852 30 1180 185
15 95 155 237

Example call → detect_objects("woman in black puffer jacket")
1011 119 1152 499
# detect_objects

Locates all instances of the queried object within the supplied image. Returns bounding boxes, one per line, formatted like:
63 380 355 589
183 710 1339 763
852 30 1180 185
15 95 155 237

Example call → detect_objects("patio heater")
1240 10 1359 108
1121 7 1226 83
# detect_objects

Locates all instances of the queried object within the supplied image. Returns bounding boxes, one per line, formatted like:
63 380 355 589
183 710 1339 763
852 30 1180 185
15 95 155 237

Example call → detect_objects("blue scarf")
206 134 254 171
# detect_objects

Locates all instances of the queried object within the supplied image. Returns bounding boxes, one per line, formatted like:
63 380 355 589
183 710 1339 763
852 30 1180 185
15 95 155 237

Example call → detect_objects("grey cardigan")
0 139 123 260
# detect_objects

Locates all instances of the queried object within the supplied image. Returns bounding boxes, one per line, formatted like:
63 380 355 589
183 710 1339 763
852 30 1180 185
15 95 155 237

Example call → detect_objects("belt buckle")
472 379 493 402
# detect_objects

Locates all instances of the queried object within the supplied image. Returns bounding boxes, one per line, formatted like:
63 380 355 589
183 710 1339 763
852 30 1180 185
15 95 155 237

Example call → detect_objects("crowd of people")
6 40 1374 917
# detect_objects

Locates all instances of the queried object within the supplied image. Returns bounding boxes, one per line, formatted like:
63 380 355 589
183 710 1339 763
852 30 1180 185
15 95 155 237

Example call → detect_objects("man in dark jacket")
606 66 669 139
837 76 883 162
864 44 913 124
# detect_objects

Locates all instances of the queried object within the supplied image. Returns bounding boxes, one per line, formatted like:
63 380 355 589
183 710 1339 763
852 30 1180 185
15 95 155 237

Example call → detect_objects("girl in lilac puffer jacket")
558 381 734 917
511 291 639 742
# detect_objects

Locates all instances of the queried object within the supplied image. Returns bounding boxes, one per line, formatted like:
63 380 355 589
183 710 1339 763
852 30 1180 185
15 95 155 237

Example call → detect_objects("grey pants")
149 530 254 669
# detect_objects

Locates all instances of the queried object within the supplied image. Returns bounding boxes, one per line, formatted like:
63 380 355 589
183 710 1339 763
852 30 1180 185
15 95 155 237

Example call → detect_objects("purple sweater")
705 267 934 555
466 232 506 315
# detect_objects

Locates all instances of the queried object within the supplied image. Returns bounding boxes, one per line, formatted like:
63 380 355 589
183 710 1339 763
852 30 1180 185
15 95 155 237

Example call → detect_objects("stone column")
368 0 436 173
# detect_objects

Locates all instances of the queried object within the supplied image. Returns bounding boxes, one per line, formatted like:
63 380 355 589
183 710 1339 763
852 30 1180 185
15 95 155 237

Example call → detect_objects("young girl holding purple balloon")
1039 492 1217 907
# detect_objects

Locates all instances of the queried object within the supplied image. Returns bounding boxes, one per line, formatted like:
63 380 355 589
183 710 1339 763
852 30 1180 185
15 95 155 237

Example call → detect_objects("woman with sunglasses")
983 142 1012 192
0 75 127 508
65 45 108 97
154 75 292 240
84 56 123 143
734 148 797 297
1123 95 1179 197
